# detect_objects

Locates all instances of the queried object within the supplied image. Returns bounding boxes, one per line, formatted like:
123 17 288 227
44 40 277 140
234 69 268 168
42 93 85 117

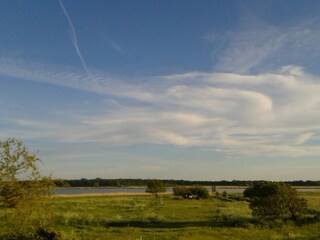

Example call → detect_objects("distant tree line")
53 178 320 188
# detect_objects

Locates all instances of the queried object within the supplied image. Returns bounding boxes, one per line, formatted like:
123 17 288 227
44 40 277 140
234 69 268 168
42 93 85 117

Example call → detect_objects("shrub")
173 186 209 199
173 186 191 198
244 181 307 221
190 186 209 199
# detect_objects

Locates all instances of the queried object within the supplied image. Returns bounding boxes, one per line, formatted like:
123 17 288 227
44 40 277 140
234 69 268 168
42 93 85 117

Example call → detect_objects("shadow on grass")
105 216 257 228
104 211 320 229
55 209 320 229
296 209 320 225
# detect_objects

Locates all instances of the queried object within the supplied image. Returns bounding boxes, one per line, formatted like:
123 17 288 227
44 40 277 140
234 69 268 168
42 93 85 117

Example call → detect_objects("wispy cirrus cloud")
1 58 320 158
0 58 152 101
210 12 320 74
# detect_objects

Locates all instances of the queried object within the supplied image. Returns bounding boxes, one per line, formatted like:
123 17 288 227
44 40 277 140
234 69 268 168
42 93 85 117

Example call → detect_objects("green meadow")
2 191 319 240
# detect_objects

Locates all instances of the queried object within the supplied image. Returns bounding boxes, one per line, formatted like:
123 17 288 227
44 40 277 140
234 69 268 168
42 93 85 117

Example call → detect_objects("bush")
244 181 307 221
173 186 209 199
190 186 210 199
173 186 191 198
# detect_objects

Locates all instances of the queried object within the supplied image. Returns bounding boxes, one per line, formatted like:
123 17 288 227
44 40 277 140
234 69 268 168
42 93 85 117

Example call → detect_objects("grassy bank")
1 191 320 239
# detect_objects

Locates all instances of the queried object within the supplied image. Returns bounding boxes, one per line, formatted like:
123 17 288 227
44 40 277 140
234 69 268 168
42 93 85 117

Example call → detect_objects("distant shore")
51 185 320 198
52 192 171 198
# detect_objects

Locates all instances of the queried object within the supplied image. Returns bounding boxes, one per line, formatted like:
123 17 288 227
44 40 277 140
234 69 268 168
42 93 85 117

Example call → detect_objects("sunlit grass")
1 192 320 239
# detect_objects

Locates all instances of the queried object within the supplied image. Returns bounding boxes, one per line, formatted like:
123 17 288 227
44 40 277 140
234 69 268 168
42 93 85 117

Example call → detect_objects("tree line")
54 178 320 188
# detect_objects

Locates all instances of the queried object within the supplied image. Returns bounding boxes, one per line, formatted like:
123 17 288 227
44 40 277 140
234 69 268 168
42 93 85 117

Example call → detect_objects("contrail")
59 0 90 75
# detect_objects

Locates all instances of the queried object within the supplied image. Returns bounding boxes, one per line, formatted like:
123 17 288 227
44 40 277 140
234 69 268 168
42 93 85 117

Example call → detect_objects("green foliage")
0 138 57 238
173 186 191 197
0 138 52 207
2 196 59 239
145 179 166 197
173 186 210 199
190 186 210 199
244 181 308 220
53 179 70 188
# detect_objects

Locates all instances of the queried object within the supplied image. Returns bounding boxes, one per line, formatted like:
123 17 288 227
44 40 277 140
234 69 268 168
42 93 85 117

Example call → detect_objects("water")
52 187 147 195
52 187 320 195
52 187 246 195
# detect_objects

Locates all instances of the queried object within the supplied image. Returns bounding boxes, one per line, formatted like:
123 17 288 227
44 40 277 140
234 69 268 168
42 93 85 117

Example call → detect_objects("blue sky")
1 0 320 180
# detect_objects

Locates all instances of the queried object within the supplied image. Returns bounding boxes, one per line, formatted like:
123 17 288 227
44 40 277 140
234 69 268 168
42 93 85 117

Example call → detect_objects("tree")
0 138 51 207
282 184 308 221
146 179 166 197
0 138 57 238
244 181 307 221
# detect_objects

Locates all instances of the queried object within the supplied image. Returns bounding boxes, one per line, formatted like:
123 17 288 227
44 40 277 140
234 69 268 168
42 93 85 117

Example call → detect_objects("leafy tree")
146 179 166 198
244 181 307 221
282 184 308 221
0 138 57 238
0 138 51 207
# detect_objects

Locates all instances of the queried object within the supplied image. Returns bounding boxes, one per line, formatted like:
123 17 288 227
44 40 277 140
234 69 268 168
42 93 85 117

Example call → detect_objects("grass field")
1 191 320 239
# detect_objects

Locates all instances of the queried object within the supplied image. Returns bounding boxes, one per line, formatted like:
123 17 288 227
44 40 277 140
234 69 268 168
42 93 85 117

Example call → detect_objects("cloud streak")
105 36 126 55
59 0 90 75
0 58 148 101
1 59 320 158
211 12 320 74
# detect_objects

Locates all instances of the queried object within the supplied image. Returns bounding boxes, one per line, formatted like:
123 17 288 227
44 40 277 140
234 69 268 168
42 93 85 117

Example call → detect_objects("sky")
1 0 320 180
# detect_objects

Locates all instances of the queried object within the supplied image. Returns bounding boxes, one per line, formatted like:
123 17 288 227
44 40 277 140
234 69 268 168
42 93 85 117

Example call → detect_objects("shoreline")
52 192 172 198
51 186 320 198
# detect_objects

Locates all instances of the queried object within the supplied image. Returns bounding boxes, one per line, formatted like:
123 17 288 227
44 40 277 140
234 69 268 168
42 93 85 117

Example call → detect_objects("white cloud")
1 58 320 158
